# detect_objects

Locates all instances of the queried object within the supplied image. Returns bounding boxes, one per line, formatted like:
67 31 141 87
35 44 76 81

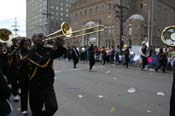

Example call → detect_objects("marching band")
0 24 175 116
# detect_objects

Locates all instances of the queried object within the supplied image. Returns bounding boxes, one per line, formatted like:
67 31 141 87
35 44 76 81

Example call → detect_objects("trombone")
44 22 105 41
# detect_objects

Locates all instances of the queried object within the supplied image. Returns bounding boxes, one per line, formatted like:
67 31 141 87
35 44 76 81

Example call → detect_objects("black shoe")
155 69 158 72
21 111 28 116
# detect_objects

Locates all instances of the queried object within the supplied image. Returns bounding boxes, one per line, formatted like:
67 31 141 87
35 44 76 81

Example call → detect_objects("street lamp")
128 24 132 48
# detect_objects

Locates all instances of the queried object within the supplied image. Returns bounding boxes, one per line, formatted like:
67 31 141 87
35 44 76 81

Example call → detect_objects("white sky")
0 0 26 36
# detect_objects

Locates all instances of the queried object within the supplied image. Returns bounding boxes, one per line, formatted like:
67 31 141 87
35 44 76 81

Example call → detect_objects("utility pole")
11 17 19 37
119 0 123 53
42 0 52 35
113 0 128 54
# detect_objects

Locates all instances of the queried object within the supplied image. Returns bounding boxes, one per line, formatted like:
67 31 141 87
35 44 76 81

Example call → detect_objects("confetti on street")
157 92 165 96
98 95 104 98
147 110 151 113
112 78 117 80
77 94 83 98
110 107 117 112
105 70 111 74
128 88 136 93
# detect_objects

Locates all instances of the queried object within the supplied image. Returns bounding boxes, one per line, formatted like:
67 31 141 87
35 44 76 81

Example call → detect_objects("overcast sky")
0 0 26 36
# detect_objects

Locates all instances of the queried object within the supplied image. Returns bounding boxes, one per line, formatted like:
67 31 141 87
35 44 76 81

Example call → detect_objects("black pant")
29 85 58 116
156 60 166 72
19 78 29 112
142 57 148 70
89 58 95 70
8 70 19 96
124 57 129 68
102 56 106 65
73 58 78 68
170 73 175 116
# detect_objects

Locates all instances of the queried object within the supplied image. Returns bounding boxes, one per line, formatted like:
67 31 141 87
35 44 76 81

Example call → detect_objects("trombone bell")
44 22 72 41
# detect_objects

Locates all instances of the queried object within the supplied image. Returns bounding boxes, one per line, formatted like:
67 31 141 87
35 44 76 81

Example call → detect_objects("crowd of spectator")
67 45 175 72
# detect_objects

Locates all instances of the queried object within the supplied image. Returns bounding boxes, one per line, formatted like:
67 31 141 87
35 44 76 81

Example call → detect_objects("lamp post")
128 24 132 48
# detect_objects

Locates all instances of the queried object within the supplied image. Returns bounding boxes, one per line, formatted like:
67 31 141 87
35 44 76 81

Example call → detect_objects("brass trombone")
65 24 105 39
44 22 72 41
44 22 105 41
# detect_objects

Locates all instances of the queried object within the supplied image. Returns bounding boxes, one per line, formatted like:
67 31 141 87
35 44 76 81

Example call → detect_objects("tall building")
26 0 76 38
68 0 175 48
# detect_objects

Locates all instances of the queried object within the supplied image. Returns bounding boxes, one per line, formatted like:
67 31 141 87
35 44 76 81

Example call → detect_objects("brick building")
66 0 175 48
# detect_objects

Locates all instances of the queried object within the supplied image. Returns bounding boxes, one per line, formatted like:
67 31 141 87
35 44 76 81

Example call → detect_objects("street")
12 60 172 116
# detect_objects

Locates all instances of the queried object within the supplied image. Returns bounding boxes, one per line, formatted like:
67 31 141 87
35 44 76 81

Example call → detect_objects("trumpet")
44 22 105 41
0 43 8 54
161 25 175 47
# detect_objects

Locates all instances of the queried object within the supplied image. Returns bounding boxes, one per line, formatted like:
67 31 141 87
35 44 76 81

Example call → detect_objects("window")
96 6 98 12
140 3 143 9
90 8 92 14
84 10 87 15
80 11 82 16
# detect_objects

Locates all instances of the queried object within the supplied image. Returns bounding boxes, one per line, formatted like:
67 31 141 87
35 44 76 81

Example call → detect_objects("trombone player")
27 33 67 116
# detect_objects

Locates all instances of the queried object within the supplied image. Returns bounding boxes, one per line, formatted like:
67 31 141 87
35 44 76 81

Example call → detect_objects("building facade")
26 0 76 38
67 0 175 48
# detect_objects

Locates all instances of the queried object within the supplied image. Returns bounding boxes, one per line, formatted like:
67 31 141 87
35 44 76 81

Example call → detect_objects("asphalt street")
12 60 173 116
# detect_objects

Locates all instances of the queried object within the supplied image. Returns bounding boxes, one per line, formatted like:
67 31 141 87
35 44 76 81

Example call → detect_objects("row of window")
75 3 110 18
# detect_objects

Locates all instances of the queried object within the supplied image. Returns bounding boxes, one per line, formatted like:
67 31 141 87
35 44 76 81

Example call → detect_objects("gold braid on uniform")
28 58 51 68
28 57 51 80
19 52 23 60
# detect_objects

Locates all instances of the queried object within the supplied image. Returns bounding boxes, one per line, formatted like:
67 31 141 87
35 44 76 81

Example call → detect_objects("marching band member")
155 47 168 73
71 46 79 68
0 42 12 116
16 37 31 115
140 41 148 71
170 55 175 116
123 44 130 68
8 37 20 102
88 44 95 71
27 33 66 116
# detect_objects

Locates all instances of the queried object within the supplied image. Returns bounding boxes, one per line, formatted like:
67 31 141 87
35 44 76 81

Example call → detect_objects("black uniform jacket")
0 67 12 115
27 46 66 90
